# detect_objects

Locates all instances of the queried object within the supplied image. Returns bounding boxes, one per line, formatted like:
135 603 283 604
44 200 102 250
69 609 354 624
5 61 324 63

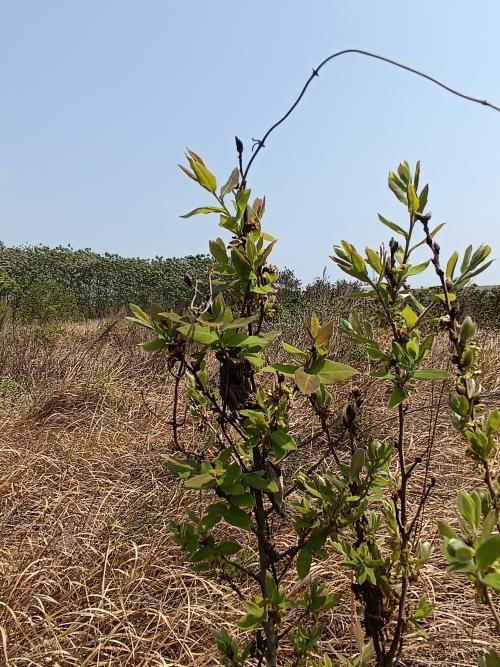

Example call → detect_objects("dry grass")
1 319 500 666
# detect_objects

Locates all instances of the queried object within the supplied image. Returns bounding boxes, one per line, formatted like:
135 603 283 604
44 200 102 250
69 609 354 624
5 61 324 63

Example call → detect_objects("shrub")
132 153 499 666
17 280 81 324
0 242 212 322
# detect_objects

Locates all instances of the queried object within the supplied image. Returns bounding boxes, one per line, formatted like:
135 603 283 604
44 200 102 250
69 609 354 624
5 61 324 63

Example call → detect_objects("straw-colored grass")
1 319 499 666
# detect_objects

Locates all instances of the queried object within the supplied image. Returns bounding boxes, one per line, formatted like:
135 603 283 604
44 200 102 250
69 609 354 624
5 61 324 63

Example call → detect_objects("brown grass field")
1 319 500 666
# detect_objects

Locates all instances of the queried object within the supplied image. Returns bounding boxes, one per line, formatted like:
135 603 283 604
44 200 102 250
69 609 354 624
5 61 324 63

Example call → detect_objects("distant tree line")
273 268 500 330
1 241 499 327
0 242 211 323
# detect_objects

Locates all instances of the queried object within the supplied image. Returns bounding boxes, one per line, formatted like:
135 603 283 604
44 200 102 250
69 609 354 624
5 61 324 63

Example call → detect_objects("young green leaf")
295 368 321 395
297 547 313 579
483 572 500 591
142 338 166 352
446 251 459 280
220 167 240 197
209 239 228 265
186 473 215 490
377 214 408 239
224 506 252 531
388 387 407 409
181 206 226 219
412 369 450 380
476 534 500 570
308 359 358 384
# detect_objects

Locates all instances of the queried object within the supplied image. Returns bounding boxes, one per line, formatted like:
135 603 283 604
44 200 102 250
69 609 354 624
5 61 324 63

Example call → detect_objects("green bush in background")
0 242 211 323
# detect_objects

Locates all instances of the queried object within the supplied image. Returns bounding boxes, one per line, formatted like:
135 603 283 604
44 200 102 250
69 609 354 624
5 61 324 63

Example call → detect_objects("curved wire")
242 48 500 184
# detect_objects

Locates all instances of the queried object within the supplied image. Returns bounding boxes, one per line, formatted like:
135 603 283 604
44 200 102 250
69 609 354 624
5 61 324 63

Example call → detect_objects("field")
1 318 499 666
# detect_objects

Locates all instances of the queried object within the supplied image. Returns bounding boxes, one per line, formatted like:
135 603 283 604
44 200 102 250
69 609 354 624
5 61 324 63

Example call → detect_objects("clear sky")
1 1 500 284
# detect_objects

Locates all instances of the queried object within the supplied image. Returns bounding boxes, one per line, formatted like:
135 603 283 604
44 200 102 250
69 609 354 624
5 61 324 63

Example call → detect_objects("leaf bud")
460 348 475 368
235 136 244 155
459 316 476 345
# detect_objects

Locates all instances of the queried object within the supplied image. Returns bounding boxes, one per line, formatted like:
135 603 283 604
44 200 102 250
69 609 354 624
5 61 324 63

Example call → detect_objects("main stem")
253 448 278 667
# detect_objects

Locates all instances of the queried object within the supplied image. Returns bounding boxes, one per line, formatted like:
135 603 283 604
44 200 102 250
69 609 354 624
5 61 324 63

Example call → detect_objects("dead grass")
1 319 499 666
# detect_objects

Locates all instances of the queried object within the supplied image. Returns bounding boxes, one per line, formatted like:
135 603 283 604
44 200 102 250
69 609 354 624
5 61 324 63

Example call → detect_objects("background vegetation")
0 243 211 323
2 242 500 329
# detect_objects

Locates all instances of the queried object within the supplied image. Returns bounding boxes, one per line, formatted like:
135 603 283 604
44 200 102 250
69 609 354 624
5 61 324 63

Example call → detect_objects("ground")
1 320 499 666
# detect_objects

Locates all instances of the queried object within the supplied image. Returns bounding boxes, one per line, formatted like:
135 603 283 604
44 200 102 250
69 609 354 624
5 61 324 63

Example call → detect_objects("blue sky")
1 1 500 284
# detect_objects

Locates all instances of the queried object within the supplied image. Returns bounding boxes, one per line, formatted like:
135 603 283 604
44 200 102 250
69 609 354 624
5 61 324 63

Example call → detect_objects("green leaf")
412 369 450 380
218 540 242 556
209 239 228 265
388 387 407 409
129 303 148 321
219 215 239 233
297 547 313 579
309 312 321 338
481 511 497 541
457 491 476 528
417 183 429 212
405 260 430 277
251 284 276 295
245 472 278 493
235 189 251 220
242 352 264 368
414 161 420 189
222 331 268 348
231 248 252 280
315 320 334 348
480 649 500 667
237 614 262 631
407 183 420 213
191 545 214 562
307 529 328 554
438 521 458 540
397 161 411 184
188 155 217 193
224 506 252 531
387 174 408 206
365 247 383 274
401 305 418 330
308 359 358 384
476 534 500 570
178 324 218 345
295 368 321 395
261 363 298 377
350 448 365 477
488 410 500 433
350 248 367 275
483 572 500 591
446 251 459 279
258 239 276 267
432 292 457 304
282 342 308 359
181 206 225 219
220 463 241 491
162 454 198 476
447 538 474 563
219 315 258 331
371 371 395 379
141 337 166 352
231 492 254 508
270 430 297 452
185 473 214 489
461 245 473 273
220 167 239 197
378 214 408 239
